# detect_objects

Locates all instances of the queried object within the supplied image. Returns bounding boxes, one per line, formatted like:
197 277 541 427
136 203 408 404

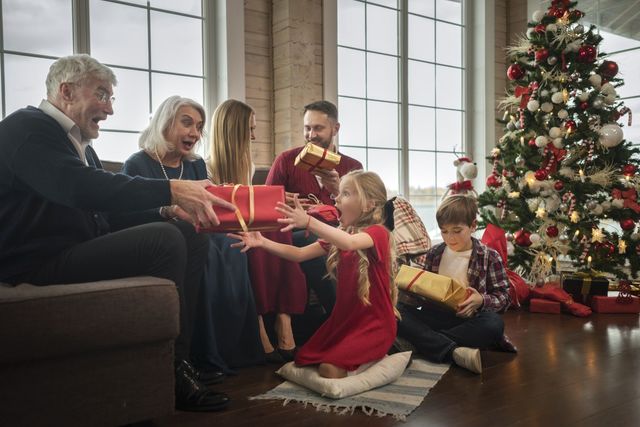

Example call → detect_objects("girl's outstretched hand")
275 195 310 232
228 231 264 252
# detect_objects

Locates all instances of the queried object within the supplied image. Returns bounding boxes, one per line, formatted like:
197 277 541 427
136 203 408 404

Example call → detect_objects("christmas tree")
478 0 640 283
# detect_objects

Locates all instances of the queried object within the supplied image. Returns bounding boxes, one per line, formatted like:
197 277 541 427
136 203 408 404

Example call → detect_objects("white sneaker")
452 347 482 374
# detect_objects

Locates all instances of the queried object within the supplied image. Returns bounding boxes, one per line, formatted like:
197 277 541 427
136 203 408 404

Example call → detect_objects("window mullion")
400 0 409 197
72 0 90 54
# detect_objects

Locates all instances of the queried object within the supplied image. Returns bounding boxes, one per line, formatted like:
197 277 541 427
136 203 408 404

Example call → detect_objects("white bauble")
604 94 616 105
553 138 564 148
578 92 590 101
541 102 554 113
546 23 557 33
526 28 535 38
535 135 549 147
551 92 564 104
631 233 640 241
527 100 540 112
532 10 545 22
589 74 602 89
559 167 574 178
540 89 550 98
599 123 624 148
530 233 541 244
593 205 604 215
601 82 616 96
557 109 569 119
507 242 515 256
547 56 558 65
612 199 625 209
593 98 604 109
574 24 584 34
549 127 562 138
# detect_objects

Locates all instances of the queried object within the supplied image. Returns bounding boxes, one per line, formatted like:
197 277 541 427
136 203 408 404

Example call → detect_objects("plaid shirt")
420 237 511 313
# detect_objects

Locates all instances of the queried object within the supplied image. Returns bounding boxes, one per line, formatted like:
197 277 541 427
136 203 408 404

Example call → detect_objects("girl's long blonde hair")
325 170 400 318
206 99 254 184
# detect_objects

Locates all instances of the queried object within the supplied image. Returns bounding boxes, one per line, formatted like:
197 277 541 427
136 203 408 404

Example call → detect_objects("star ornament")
619 240 627 254
570 211 580 223
591 228 604 243
536 206 547 218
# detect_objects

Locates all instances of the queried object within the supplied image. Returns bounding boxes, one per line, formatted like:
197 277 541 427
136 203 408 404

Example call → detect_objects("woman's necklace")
155 149 183 180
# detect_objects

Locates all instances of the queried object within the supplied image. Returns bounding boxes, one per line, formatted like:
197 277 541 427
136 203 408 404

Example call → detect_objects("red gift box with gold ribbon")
591 296 640 313
197 184 285 233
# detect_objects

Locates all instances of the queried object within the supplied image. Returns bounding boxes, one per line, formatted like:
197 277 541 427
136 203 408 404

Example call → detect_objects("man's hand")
456 287 483 318
275 195 310 232
285 191 312 210
169 180 236 227
311 168 340 196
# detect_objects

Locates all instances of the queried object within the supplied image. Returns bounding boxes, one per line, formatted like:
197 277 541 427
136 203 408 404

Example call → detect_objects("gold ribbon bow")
231 184 255 233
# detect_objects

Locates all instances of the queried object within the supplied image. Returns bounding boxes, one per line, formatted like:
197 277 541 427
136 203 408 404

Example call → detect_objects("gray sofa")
0 276 179 427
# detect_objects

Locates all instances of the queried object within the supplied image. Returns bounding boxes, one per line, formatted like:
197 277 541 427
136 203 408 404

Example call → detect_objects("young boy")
397 194 511 374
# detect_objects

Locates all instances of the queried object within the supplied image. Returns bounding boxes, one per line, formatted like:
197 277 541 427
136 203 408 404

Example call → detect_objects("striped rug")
250 359 449 420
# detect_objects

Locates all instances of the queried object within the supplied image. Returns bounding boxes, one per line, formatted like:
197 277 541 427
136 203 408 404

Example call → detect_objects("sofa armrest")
0 277 179 364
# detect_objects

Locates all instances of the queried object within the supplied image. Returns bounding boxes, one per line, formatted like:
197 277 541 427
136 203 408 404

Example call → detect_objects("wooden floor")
142 310 640 427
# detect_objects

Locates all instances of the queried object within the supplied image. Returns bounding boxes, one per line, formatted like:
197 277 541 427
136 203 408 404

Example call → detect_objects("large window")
337 0 465 234
0 0 205 162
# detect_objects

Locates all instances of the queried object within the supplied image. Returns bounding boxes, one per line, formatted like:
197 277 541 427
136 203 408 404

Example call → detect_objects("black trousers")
292 230 336 315
397 301 504 363
12 221 209 361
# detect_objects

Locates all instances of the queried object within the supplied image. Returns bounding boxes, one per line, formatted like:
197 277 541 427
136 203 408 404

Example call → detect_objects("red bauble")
528 138 537 147
554 181 564 191
534 24 546 33
620 218 636 231
546 225 559 238
507 64 525 80
514 229 532 247
579 101 589 110
535 169 549 181
569 9 584 20
577 45 597 63
564 120 577 132
599 60 619 79
535 48 549 62
597 241 615 257
486 174 502 188
622 164 637 176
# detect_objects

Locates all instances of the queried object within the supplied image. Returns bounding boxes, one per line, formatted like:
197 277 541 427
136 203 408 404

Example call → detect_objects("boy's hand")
228 231 264 252
456 287 483 318
275 195 310 232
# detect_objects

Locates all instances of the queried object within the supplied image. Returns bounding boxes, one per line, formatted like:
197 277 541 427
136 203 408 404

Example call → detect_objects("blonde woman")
207 99 307 363
230 170 398 378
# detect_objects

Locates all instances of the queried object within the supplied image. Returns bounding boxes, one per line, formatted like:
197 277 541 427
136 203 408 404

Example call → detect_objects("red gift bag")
197 184 285 233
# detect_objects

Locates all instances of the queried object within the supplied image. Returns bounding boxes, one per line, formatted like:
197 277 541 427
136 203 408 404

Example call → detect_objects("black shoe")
180 359 226 386
389 336 416 355
175 360 230 412
265 350 285 364
277 347 297 362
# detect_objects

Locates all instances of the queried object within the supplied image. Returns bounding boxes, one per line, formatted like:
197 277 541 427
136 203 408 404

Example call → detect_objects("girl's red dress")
294 224 397 371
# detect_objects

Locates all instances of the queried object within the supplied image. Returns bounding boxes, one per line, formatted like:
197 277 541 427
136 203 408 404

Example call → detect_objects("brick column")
272 0 323 155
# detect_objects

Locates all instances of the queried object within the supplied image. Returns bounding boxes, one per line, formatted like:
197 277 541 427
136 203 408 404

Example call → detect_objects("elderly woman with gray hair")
121 96 263 376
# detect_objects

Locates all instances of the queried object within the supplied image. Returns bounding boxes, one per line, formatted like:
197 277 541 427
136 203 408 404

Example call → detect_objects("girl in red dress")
230 170 399 378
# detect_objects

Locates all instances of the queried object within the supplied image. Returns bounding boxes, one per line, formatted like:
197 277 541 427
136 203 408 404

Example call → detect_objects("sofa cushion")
0 277 179 364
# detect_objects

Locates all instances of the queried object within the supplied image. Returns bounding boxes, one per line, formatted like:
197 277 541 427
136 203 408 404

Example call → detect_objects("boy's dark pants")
397 301 504 363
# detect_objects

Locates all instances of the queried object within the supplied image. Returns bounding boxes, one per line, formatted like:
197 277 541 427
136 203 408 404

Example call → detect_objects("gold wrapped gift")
395 264 468 311
294 143 341 171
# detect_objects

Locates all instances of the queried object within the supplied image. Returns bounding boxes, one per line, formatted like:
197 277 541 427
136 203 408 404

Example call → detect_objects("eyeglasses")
94 89 116 105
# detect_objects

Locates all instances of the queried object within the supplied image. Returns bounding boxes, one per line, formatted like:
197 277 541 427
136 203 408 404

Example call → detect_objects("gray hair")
46 54 117 98
138 95 206 160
